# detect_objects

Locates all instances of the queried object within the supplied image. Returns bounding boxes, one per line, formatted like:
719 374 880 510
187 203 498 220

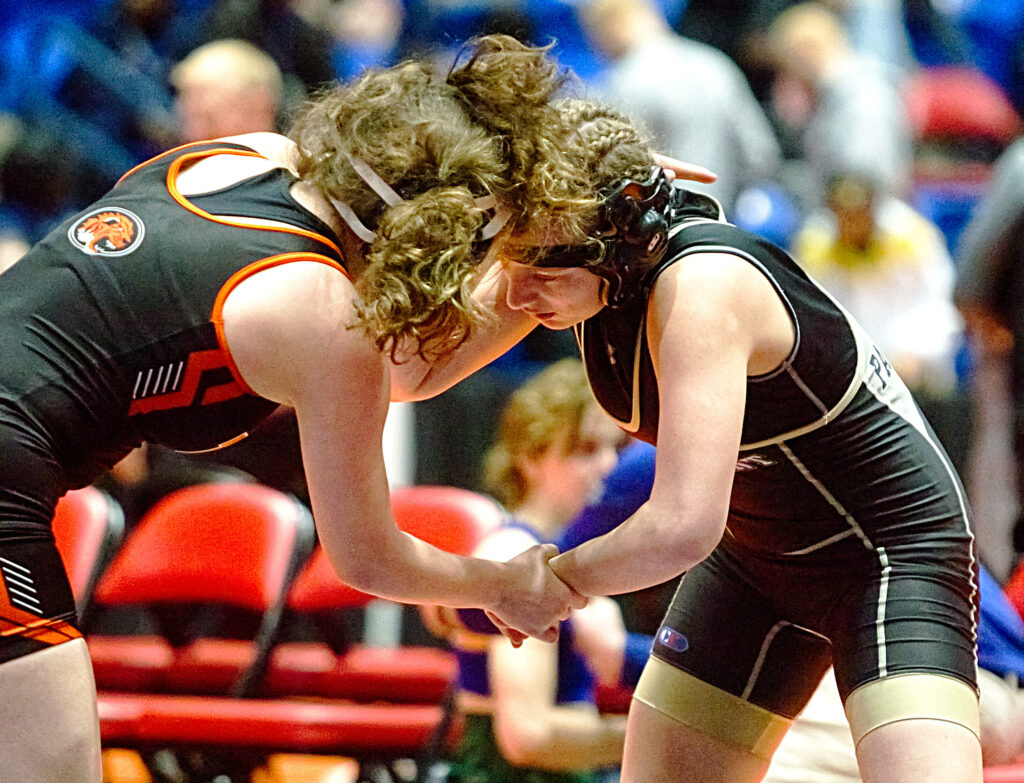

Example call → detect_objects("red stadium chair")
93 485 505 782
88 483 314 698
265 485 506 703
1005 561 1024 623
52 486 124 614
906 66 1021 152
905 65 1022 251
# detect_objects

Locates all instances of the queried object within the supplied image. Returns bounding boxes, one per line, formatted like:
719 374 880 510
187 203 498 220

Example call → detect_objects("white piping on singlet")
777 441 893 676
743 621 792 699
599 240 867 450
852 322 979 661
742 619 830 700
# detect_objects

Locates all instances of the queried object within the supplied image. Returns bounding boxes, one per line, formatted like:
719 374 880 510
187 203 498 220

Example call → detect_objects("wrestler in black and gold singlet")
576 202 979 755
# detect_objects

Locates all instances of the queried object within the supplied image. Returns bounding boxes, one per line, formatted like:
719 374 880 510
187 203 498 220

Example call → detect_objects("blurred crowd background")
2 0 1024 582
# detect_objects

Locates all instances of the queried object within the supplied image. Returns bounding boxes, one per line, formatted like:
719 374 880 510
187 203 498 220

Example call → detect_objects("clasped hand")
486 543 587 647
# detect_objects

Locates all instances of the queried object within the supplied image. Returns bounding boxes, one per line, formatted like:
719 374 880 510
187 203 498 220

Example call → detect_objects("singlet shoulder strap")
116 140 263 187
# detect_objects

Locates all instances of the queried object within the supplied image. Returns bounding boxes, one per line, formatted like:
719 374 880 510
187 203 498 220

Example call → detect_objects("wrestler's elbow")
321 546 396 599
655 514 724 572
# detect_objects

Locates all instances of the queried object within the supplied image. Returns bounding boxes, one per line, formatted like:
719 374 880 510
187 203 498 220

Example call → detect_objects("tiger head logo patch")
68 207 145 257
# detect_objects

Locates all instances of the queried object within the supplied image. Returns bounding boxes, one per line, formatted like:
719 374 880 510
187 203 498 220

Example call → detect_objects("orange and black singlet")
0 140 346 491
0 141 348 660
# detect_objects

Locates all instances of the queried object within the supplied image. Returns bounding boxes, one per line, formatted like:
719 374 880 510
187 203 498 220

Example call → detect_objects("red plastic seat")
1005 561 1024 623
986 762 1024 782
266 485 505 702
906 66 1021 147
95 485 504 780
52 486 124 613
99 693 443 755
88 483 314 698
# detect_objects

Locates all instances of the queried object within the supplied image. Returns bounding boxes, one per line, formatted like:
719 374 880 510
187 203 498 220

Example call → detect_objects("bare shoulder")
648 251 772 332
220 260 381 406
649 250 794 374
652 251 776 309
176 132 296 195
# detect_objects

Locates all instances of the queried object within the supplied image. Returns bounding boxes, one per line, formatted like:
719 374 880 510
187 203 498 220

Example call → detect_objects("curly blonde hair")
482 358 596 509
512 99 658 266
289 35 659 357
290 35 580 358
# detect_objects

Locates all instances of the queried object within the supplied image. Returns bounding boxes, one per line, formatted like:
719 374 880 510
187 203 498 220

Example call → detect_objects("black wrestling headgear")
533 167 676 307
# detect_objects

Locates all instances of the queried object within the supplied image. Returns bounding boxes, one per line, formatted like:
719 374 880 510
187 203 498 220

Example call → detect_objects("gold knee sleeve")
845 673 981 748
633 656 792 760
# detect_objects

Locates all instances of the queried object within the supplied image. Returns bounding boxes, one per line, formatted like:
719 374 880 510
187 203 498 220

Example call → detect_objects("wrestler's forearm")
548 502 719 596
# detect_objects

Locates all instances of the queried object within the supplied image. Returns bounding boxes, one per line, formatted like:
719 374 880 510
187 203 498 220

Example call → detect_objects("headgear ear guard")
534 167 676 307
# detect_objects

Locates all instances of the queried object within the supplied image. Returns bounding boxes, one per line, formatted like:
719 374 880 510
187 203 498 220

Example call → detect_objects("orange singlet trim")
115 139 224 186
1 613 82 645
164 148 345 258
210 252 352 395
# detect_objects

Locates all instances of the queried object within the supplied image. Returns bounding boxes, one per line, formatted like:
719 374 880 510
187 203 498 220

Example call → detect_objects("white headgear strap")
331 155 513 244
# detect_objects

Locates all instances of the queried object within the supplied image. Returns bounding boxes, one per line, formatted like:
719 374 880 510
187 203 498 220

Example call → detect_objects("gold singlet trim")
844 673 980 747
634 656 792 760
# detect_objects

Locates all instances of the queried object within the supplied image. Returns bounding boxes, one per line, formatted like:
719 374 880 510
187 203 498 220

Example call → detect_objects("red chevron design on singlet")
128 348 245 415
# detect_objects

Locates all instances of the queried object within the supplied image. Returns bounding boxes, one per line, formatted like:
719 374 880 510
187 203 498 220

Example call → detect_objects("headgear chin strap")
329 154 512 245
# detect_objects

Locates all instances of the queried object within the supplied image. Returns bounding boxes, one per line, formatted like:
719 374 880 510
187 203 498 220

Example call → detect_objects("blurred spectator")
576 0 782 211
955 137 1024 568
170 38 284 141
90 0 205 86
793 170 967 469
795 171 962 396
0 1 183 239
673 0 800 108
767 2 914 204
426 359 631 783
414 325 580 492
81 0 205 155
829 0 916 76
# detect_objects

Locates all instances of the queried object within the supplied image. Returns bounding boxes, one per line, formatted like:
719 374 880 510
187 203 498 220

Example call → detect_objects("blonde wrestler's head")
289 35 567 358
483 358 621 529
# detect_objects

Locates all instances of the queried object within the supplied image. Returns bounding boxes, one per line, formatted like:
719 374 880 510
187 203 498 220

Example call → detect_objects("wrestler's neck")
242 133 369 278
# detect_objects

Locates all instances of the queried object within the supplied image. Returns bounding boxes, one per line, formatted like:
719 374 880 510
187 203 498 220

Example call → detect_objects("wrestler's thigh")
637 549 834 760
